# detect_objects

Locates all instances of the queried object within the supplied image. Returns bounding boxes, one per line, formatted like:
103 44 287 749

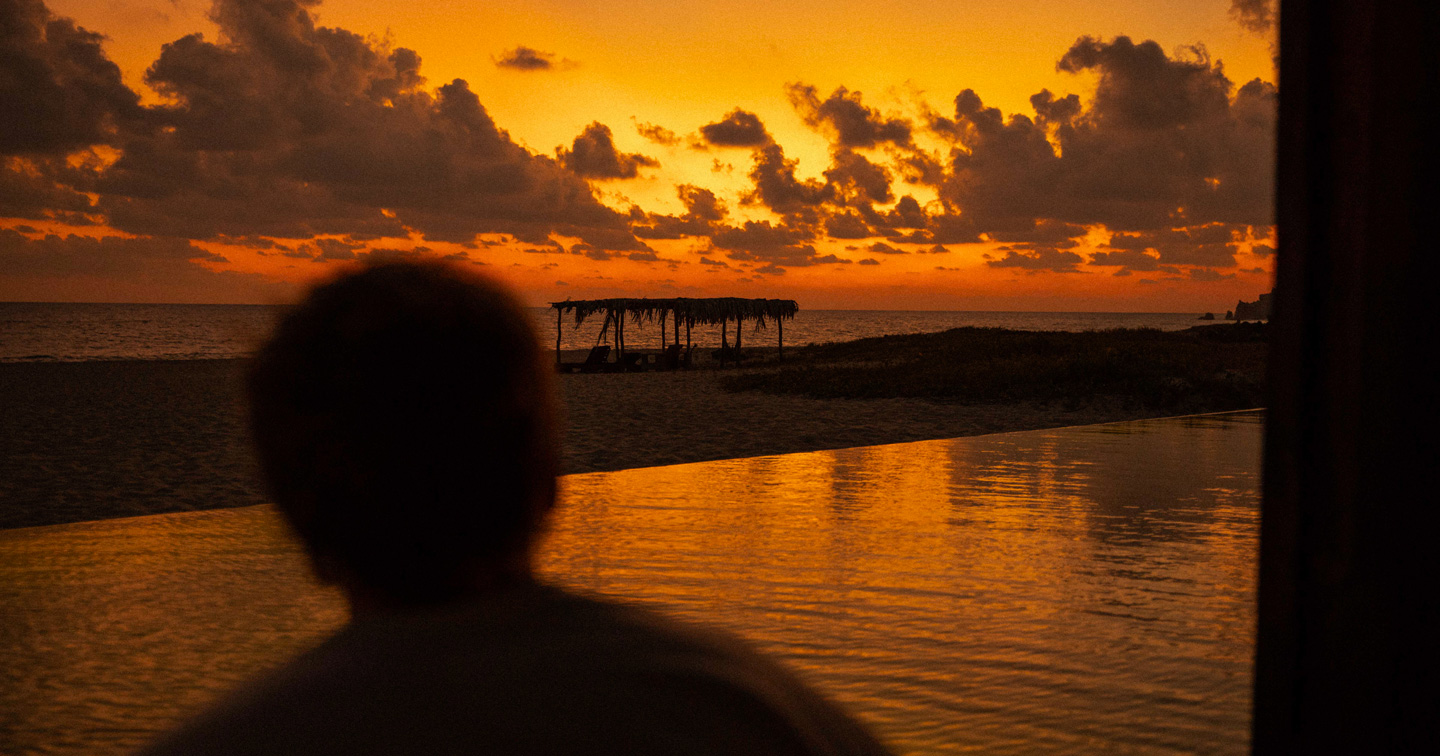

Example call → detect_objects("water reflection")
0 412 1261 755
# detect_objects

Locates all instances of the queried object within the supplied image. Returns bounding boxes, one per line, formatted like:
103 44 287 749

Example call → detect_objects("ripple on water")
0 412 1261 755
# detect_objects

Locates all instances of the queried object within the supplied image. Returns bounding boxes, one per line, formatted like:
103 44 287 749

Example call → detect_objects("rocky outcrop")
1228 292 1272 321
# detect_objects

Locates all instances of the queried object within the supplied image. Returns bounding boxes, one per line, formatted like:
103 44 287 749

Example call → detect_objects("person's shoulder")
136 631 364 756
139 584 895 756
528 586 895 756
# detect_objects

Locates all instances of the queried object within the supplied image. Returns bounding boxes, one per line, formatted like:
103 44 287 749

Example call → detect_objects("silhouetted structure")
1227 292 1272 321
1255 1 1440 751
551 297 799 368
143 262 888 756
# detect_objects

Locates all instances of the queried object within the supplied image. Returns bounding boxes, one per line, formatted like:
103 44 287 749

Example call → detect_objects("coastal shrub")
721 325 1266 412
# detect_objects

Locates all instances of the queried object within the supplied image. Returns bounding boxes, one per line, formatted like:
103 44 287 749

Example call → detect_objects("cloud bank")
2 0 1276 298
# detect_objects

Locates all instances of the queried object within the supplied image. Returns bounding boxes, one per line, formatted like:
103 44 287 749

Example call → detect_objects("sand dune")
0 359 1155 529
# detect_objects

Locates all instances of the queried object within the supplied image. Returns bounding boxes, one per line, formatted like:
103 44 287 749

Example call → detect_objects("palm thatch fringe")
550 297 799 367
550 297 799 329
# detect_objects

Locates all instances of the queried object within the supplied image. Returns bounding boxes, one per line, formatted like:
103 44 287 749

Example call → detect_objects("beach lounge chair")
558 345 611 373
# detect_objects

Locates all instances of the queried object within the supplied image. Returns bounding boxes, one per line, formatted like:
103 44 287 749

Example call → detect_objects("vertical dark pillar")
617 311 625 359
1254 1 1440 752
720 320 728 367
554 308 562 365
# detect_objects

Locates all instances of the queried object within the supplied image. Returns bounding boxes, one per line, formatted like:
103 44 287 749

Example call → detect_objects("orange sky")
3 0 1277 309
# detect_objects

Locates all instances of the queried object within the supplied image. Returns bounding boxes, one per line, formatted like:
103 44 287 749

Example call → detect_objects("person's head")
247 260 559 608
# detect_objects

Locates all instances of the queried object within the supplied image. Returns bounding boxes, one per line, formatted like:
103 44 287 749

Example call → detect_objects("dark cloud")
866 241 906 255
0 0 141 156
745 143 829 215
698 109 771 148
1230 0 1276 34
557 122 658 179
677 184 726 223
0 228 289 299
1097 224 1240 270
888 211 980 245
824 211 873 239
938 36 1275 255
823 149 893 206
1185 267 1233 282
787 84 913 149
635 121 680 146
571 243 612 261
710 219 842 267
18 0 647 250
1 156 100 220
310 237 359 261
1087 247 1165 272
876 195 927 229
1250 243 1274 258
858 258 879 266
493 46 563 71
987 219 1089 247
631 184 727 240
986 247 1085 273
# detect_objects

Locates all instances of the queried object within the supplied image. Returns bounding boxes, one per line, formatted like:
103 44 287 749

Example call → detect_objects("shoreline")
1 357 1206 531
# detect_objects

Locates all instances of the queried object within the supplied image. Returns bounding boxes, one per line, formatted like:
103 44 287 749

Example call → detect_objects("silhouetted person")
141 261 892 756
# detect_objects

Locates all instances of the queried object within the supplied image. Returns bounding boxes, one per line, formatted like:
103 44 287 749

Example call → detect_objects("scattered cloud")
1230 0 1276 34
634 120 680 146
3 0 643 251
0 0 141 156
1 0 1277 295
986 247 1085 273
493 46 572 71
557 122 659 179
0 228 289 300
937 36 1275 245
787 84 913 149
698 109 772 148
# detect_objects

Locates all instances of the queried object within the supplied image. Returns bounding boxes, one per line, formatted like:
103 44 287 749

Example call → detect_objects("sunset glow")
4 0 1277 309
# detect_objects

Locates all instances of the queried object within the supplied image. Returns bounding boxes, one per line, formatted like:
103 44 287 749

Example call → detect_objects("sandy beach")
0 358 1160 530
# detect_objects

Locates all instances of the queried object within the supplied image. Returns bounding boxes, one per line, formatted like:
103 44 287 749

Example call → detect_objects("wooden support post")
554 308 562 365
720 319 728 367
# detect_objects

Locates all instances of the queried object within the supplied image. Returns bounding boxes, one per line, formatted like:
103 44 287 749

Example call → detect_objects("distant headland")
1226 292 1273 321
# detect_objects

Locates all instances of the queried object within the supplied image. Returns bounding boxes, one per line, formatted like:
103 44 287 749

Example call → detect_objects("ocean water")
0 412 1262 754
0 302 1208 362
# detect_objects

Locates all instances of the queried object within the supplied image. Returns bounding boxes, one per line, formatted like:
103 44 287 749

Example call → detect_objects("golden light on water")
0 413 1261 753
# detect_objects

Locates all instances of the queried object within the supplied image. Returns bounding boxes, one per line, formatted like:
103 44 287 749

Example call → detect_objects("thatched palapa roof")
550 297 799 329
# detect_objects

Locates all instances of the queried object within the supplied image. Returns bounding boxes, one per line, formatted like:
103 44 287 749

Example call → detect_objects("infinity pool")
0 411 1262 754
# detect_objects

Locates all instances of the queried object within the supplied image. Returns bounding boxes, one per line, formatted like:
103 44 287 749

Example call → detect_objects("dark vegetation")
722 323 1268 413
